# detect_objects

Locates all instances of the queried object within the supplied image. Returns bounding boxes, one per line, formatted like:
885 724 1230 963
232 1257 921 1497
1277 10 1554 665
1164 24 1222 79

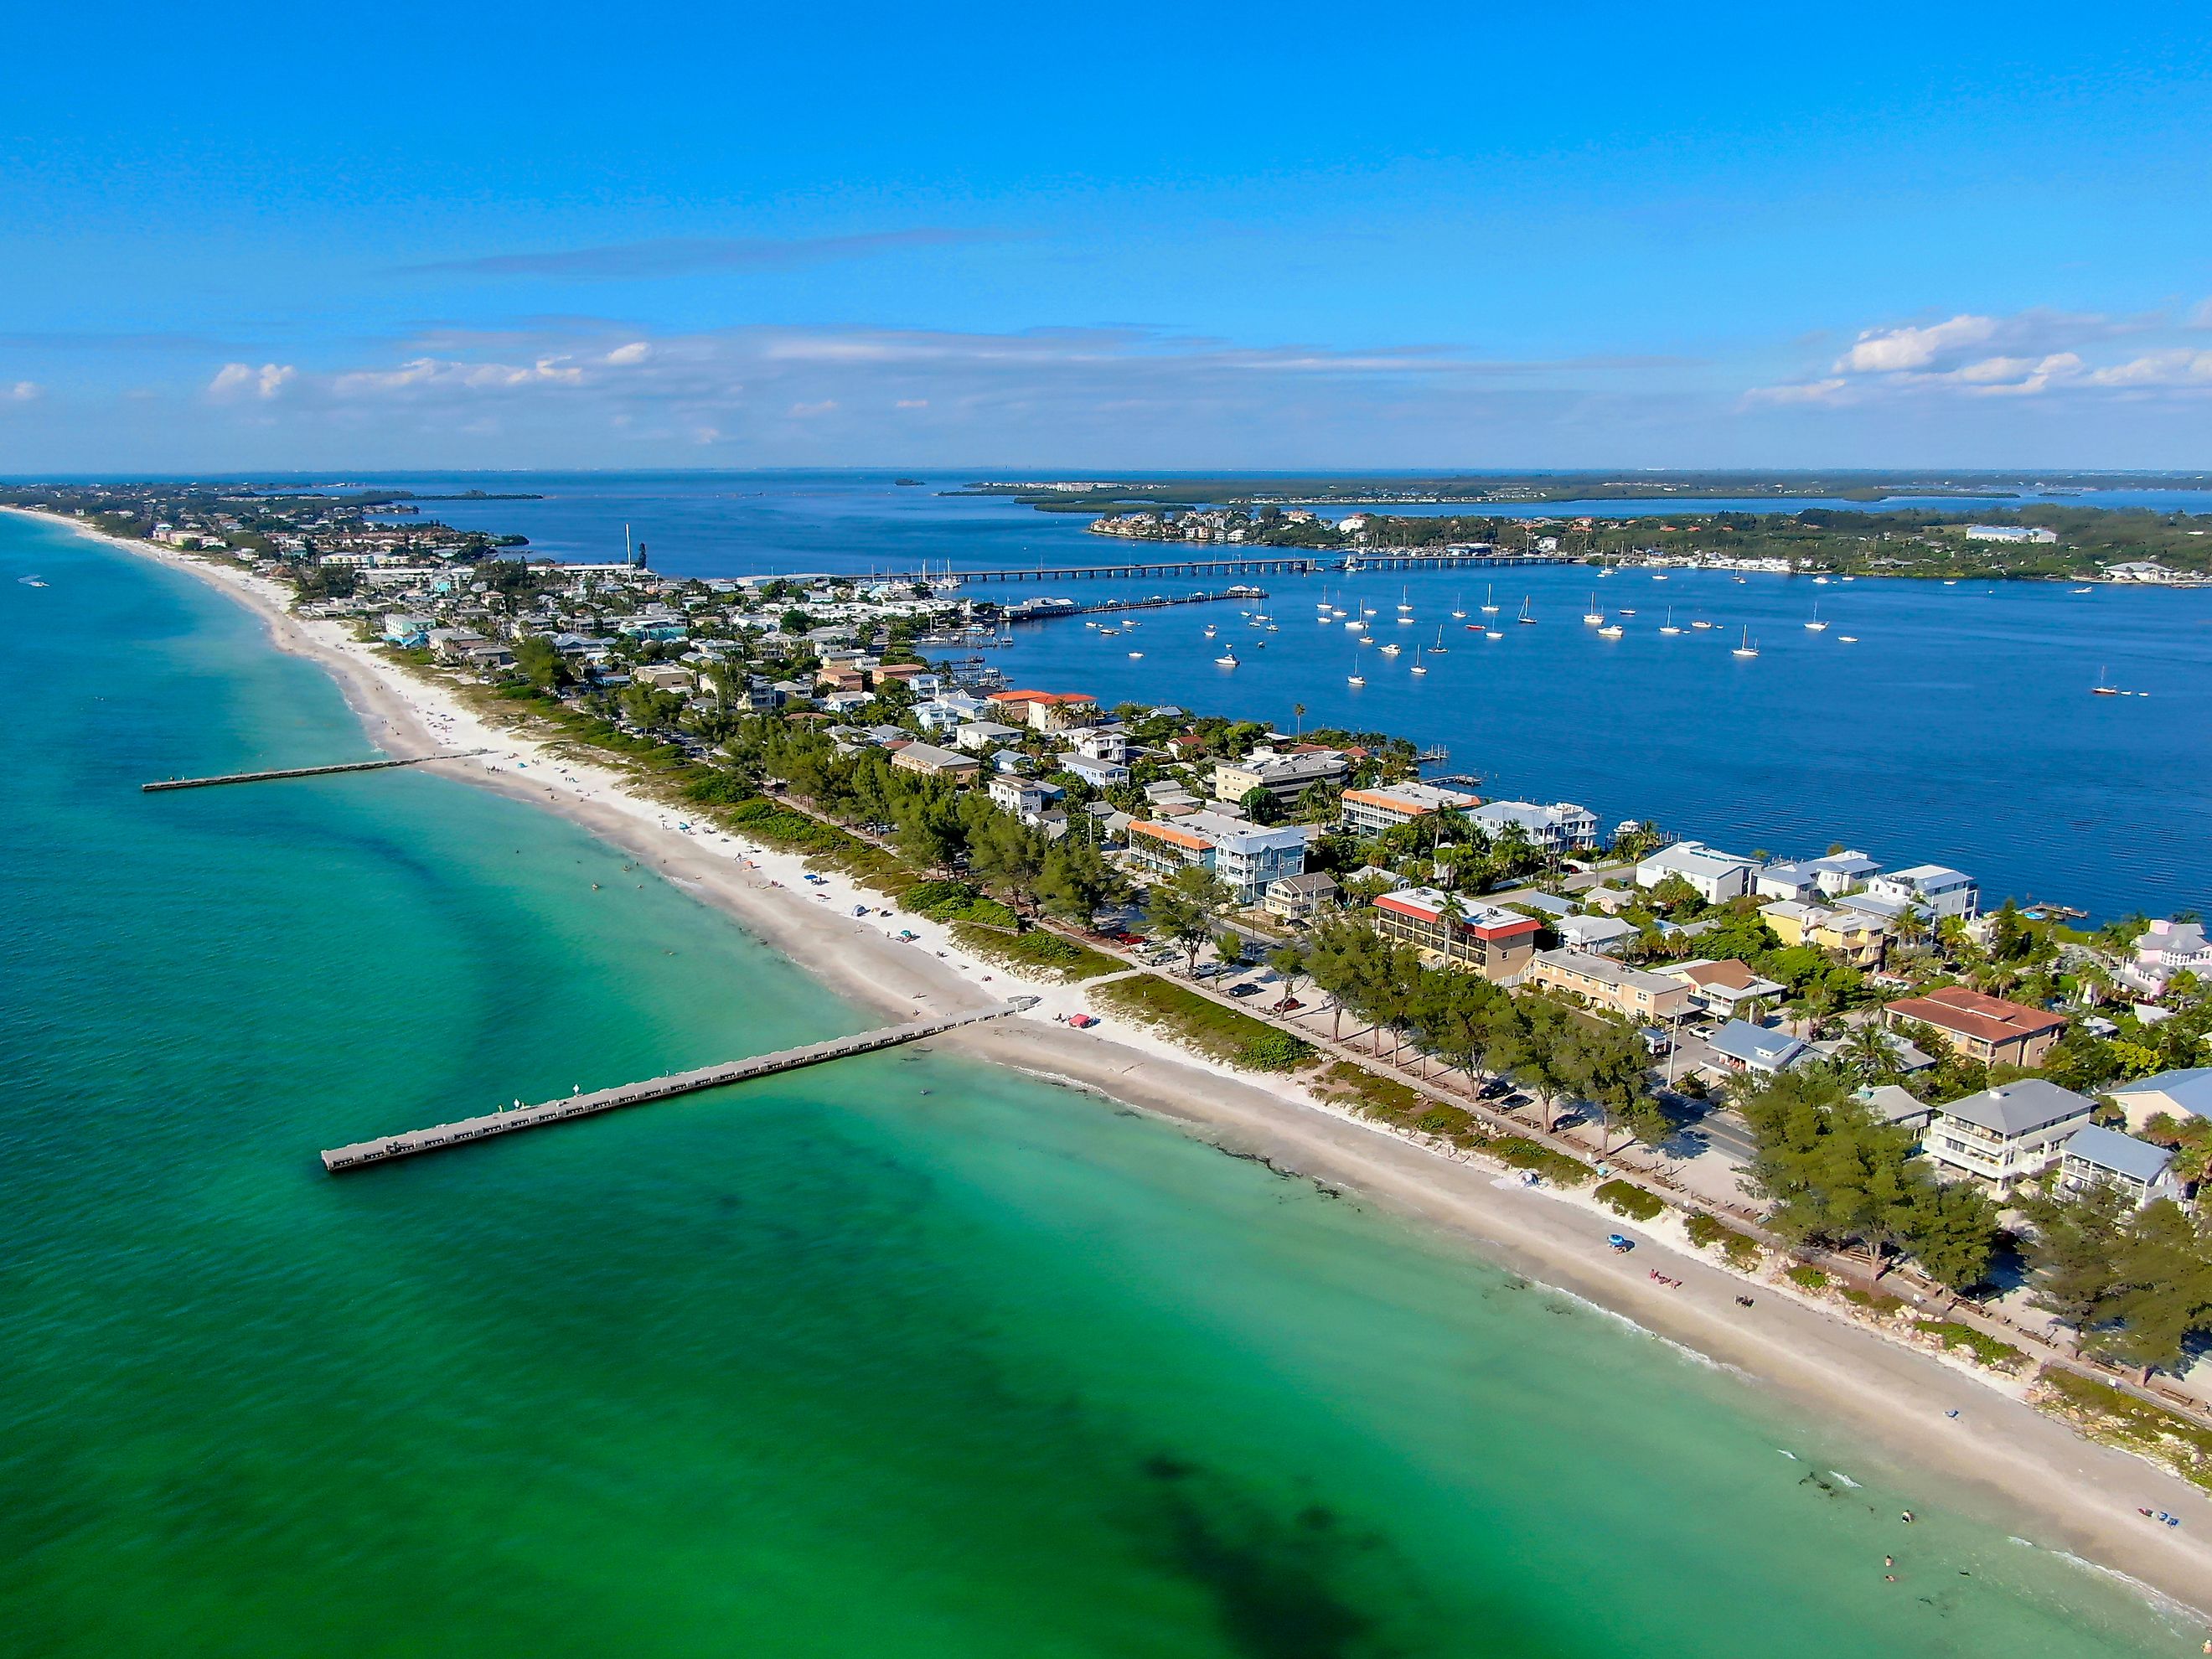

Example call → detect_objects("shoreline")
21 504 2210 1627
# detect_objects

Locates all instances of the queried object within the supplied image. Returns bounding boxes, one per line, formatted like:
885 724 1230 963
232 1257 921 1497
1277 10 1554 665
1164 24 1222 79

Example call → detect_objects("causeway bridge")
320 998 1036 1172
874 550 1574 586
144 750 490 793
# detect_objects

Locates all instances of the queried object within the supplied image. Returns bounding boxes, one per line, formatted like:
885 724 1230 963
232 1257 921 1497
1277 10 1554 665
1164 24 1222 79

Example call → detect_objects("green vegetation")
1910 1319 2029 1372
1091 976 1315 1072
1837 1285 1907 1315
948 923 1120 982
2033 1371 2212 1492
1489 1137 1594 1186
2018 1180 2212 1379
1737 1067 2000 1290
1683 1212 1765 1270
1786 1265 1830 1290
902 880 1020 928
1596 1180 1664 1222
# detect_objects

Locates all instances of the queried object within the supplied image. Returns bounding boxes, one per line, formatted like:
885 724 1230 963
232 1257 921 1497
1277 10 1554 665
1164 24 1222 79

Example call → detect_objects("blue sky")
5 0 2211 471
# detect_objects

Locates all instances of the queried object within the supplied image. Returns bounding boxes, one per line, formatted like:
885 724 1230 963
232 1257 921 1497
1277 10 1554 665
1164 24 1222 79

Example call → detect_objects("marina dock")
320 998 1038 1171
144 750 490 793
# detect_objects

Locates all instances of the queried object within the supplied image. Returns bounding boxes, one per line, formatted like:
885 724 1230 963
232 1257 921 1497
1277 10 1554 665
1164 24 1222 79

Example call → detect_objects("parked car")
1067 1013 1099 1029
1271 996 1305 1013
1228 982 1261 998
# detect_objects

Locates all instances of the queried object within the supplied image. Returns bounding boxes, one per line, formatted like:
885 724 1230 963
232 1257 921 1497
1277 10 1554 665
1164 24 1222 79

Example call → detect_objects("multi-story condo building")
1370 886 1542 980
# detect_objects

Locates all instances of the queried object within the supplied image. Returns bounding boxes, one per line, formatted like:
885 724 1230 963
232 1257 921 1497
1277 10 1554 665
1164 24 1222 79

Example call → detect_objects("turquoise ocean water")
0 510 2194 1656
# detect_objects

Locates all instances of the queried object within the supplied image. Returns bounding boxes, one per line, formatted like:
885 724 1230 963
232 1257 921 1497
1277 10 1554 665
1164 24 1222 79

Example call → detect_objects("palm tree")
1292 701 1306 740
1838 1019 1903 1086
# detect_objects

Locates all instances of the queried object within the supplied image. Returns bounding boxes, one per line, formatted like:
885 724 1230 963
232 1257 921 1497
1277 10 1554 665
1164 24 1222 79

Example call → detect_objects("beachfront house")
1867 863 1979 920
2054 1124 2187 1210
2119 918 2212 997
989 776 1064 824
1634 841 1754 903
1759 900 1889 968
1369 886 1543 981
1471 799 1599 854
989 689 1101 733
1754 861 1825 904
1882 985 2068 1070
954 720 1027 752
1528 949 1693 1021
1924 1079 2096 1191
2101 1068 2212 1133
1806 850 1883 896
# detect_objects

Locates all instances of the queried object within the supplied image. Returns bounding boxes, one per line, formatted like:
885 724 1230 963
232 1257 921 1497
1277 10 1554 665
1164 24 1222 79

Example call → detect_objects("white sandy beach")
30 507 2210 1625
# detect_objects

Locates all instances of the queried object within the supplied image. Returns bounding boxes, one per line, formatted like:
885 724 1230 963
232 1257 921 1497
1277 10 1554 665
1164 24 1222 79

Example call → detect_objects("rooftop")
1884 985 2067 1043
1937 1078 2095 1138
2061 1124 2176 1185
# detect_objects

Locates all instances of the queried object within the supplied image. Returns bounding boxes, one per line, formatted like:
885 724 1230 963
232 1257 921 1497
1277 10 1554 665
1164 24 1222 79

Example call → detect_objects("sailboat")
1481 586 1500 613
1409 646 1428 674
1732 628 1760 659
1486 628 1504 640
1430 625 1449 654
1805 602 1829 633
2092 666 2118 695
1451 595 1466 618
1346 659 1366 686
1659 607 1682 636
1583 593 1604 625
1398 587 1413 612
1517 597 1538 625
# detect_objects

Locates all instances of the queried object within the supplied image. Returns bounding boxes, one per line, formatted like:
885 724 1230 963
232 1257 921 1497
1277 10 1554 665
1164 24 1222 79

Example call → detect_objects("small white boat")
1813 576 1831 585
1659 607 1681 636
1583 593 1604 625
1517 597 1537 625
18 576 47 587
2071 586 2093 594
1398 587 1413 612
1943 579 1957 586
1597 623 1623 638
1481 586 1499 613
1618 607 1637 616
1215 649 1238 667
1451 596 1466 618
1732 627 1760 659
1691 618 1713 630
1431 626 1449 654
1485 629 1504 640
1347 667 1366 686
1127 649 1145 658
2093 666 2117 695
1836 635 1857 643
1379 642 1400 657
1651 572 1669 581
1204 626 1217 638
1805 602 1829 633
1409 648 1428 676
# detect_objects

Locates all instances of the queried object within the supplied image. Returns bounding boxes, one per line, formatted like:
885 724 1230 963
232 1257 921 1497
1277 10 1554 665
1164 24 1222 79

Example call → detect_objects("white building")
1072 726 1129 764
2054 1125 2186 1210
1471 799 1597 852
1340 782 1481 836
1127 812 1310 903
1635 841 1754 903
1924 1079 2095 1191
1867 863 1979 920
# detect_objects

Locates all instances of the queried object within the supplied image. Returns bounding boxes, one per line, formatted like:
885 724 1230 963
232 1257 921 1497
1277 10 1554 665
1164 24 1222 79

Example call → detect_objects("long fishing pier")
872 550 1574 586
320 998 1038 1172
143 750 490 793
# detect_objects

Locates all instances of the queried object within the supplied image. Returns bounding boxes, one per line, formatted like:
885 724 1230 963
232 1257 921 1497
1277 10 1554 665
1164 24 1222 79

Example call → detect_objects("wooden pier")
319 998 1037 1172
144 750 489 793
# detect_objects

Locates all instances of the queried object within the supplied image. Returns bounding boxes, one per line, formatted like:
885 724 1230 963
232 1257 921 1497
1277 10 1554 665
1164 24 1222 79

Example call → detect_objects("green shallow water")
0 514 2194 1656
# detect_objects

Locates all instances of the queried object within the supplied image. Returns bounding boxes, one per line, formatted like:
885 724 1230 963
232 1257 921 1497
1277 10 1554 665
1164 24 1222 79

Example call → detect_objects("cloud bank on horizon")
4 0 2210 470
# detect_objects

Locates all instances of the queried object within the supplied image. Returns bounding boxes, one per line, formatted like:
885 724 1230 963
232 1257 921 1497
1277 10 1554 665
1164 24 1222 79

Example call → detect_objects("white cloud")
330 354 583 396
788 399 840 417
1742 377 1848 406
895 397 928 409
208 362 295 400
5 380 39 402
2083 348 2212 388
1752 305 2212 405
603 341 652 365
1833 314 1998 374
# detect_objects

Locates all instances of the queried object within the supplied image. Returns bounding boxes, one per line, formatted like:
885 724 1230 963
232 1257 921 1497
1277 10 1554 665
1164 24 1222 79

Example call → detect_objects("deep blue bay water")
362 471 2212 921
